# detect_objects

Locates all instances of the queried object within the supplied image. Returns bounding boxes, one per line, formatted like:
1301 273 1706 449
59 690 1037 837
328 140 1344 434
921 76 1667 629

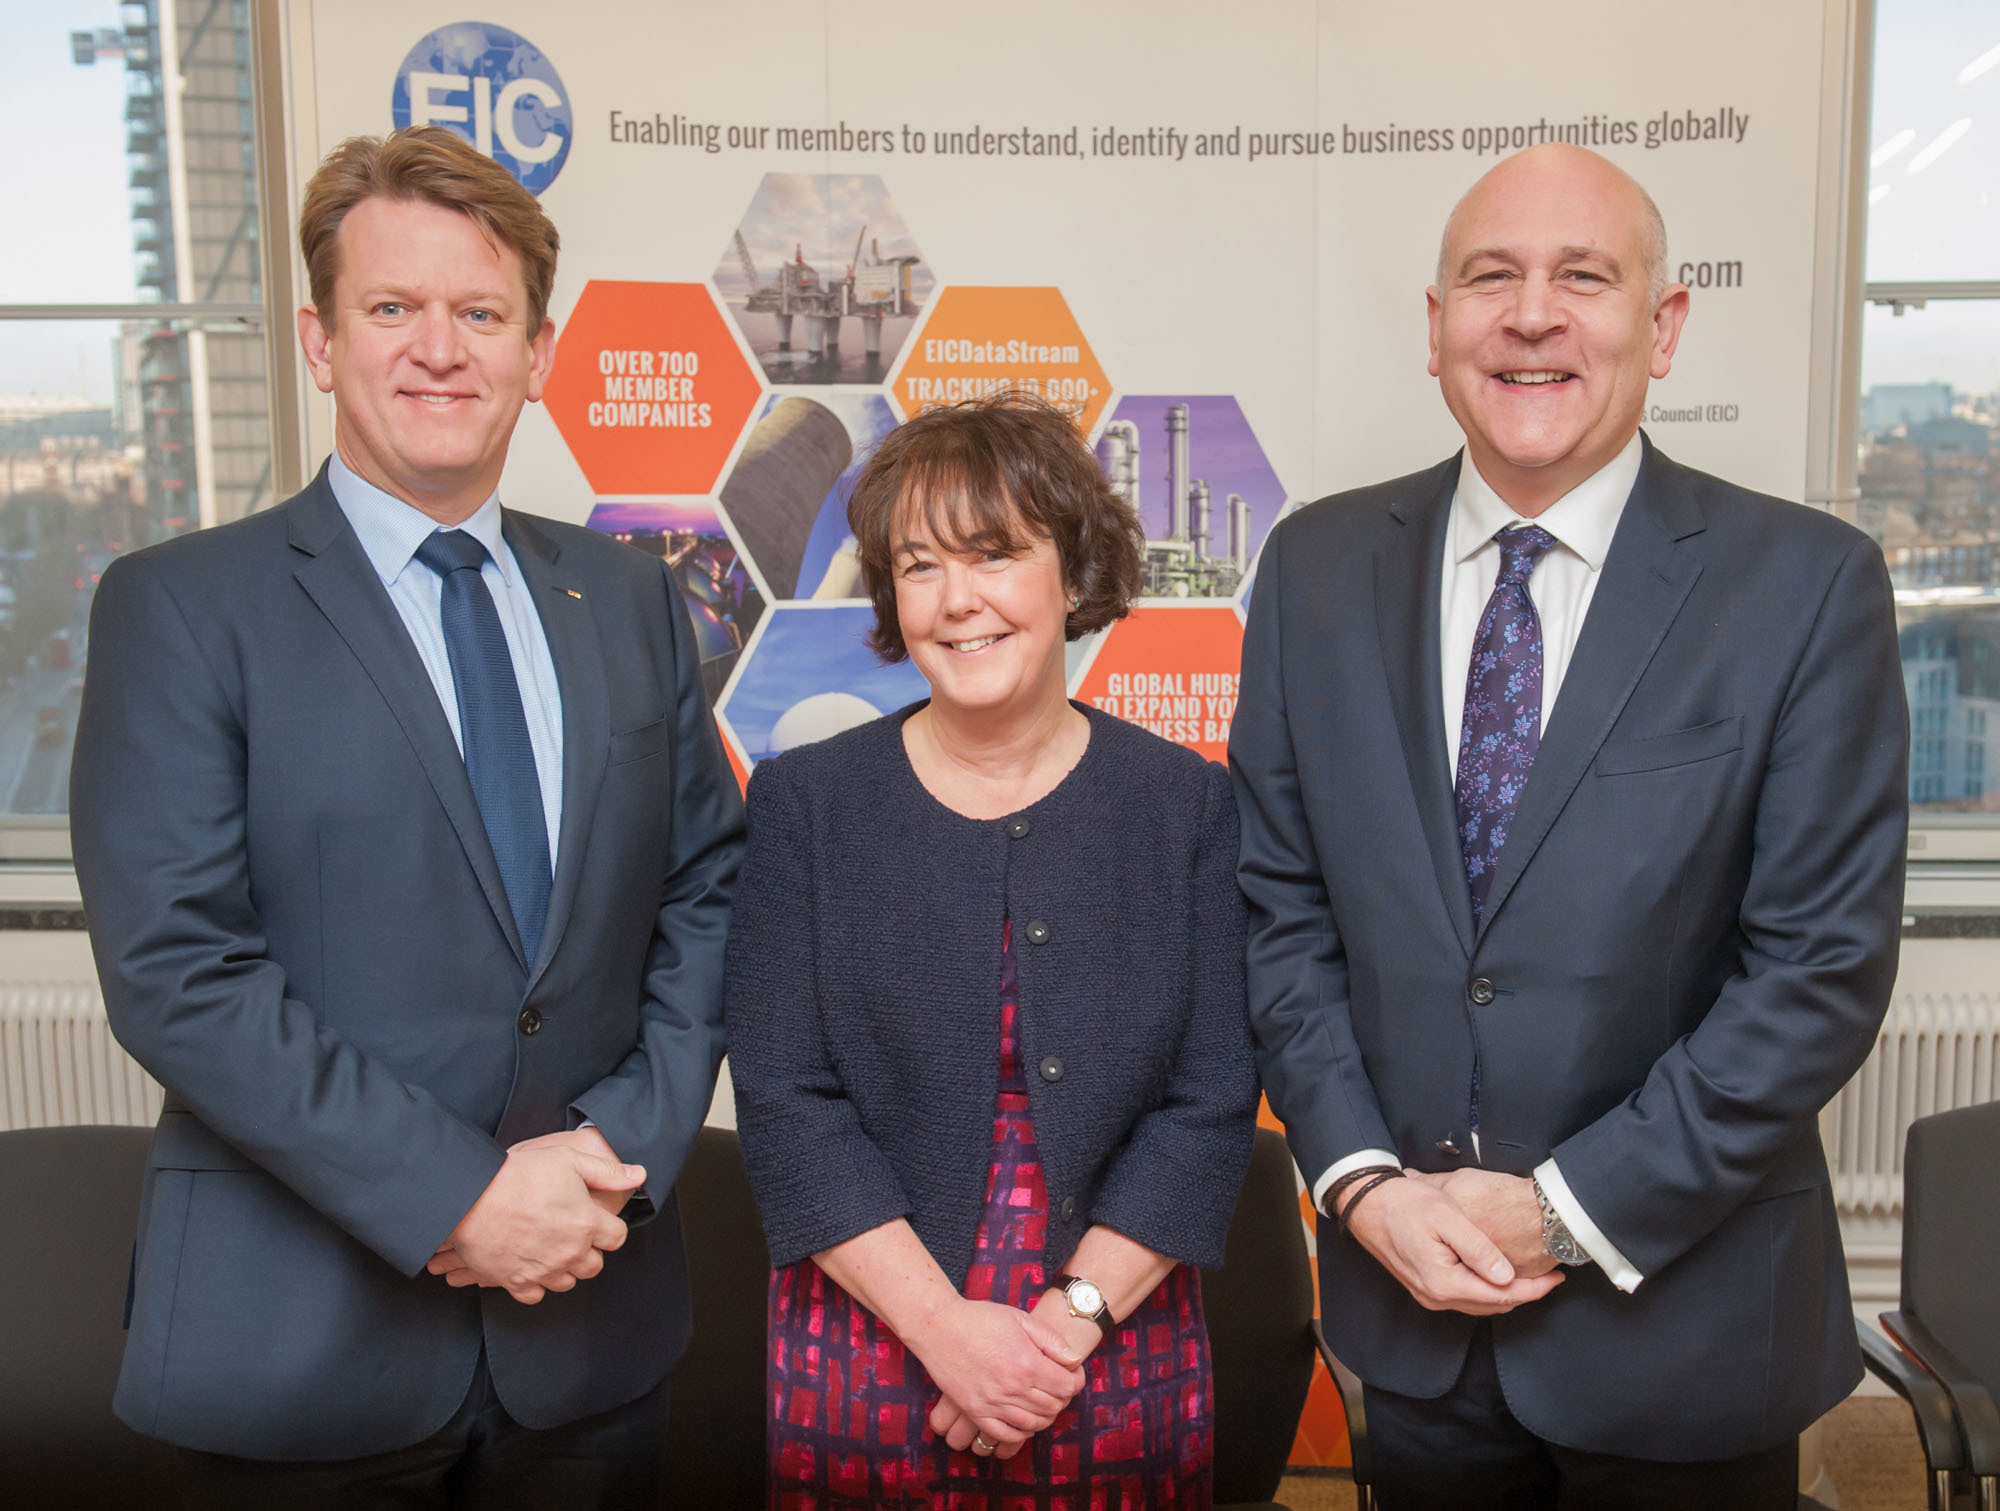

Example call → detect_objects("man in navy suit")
70 126 743 1507
1231 144 1907 1508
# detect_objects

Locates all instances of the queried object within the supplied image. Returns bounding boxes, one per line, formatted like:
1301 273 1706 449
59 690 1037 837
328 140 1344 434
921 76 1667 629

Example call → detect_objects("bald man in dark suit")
1232 145 1907 1509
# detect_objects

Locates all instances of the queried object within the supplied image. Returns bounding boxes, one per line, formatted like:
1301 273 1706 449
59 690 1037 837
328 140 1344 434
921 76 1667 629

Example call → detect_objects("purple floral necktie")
1455 525 1559 921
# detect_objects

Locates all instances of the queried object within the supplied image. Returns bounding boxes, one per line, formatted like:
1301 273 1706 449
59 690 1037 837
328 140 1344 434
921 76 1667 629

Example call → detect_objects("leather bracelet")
1334 1170 1405 1238
1322 1163 1402 1219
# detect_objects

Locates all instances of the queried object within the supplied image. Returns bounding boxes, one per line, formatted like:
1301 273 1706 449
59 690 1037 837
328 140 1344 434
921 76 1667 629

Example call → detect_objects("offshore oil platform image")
1099 402 1254 598
728 227 923 385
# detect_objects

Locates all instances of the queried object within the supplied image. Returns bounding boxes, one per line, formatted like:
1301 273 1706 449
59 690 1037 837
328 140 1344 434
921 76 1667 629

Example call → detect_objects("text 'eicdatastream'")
606 111 1752 162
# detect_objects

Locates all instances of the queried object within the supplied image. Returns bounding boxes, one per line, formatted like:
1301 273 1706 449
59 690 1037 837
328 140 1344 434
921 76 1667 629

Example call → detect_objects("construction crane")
732 230 762 293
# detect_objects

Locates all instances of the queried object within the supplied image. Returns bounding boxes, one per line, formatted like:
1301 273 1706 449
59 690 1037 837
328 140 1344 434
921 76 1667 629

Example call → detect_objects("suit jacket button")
519 1007 542 1036
1436 1138 1461 1157
1468 978 1497 1006
1059 1196 1075 1221
1009 818 1032 839
1025 920 1051 945
1040 1055 1065 1082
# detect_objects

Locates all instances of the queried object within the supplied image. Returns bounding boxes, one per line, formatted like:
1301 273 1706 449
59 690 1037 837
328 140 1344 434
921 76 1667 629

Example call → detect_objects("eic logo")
391 23 572 195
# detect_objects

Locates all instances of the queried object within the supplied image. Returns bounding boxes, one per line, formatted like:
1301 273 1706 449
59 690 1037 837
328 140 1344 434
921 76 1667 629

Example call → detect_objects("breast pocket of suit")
607 714 671 767
1580 715 1747 929
1594 714 1744 777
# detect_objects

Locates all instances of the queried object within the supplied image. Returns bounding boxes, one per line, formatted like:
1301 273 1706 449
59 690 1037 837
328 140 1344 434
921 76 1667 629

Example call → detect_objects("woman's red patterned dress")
765 924 1214 1509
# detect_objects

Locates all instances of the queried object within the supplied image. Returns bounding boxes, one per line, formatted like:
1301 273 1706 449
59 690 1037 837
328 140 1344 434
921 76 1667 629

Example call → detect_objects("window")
1861 1 2000 831
0 3 273 855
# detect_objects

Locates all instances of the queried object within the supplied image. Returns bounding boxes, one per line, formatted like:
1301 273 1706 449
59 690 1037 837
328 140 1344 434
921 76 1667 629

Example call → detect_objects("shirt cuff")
1311 1148 1403 1218
1535 1158 1644 1293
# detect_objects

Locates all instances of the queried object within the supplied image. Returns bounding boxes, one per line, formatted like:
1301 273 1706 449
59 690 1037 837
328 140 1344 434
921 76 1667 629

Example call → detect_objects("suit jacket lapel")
1376 457 1476 958
286 469 528 968
505 512 609 989
1477 440 1707 938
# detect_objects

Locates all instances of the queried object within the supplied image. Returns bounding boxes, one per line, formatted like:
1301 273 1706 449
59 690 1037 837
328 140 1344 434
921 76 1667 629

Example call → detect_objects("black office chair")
0 1123 175 1510
1311 1320 1375 1511
1861 1099 2000 1511
1206 1127 1321 1511
661 1124 771 1507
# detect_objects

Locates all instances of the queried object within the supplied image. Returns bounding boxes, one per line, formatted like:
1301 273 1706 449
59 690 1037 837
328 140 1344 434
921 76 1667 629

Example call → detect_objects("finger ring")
972 1433 996 1455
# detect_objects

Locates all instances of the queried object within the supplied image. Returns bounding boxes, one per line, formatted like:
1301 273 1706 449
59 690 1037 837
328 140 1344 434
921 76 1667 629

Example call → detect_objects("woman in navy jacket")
725 392 1259 1507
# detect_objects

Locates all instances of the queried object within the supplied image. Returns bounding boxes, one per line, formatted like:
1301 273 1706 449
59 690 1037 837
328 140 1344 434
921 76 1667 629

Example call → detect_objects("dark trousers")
1363 1323 1798 1511
174 1351 669 1511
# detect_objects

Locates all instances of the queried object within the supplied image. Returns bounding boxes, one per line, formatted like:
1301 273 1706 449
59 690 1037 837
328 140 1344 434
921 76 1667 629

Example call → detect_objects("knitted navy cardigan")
724 702 1258 1283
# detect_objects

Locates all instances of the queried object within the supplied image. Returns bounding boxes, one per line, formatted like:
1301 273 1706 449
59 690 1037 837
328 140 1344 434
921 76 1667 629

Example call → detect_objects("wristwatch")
1055 1273 1112 1338
1533 1177 1590 1268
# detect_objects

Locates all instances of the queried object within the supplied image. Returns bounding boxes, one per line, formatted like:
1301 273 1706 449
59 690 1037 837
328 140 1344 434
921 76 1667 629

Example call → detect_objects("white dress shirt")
1311 432 1646 1293
326 453 565 863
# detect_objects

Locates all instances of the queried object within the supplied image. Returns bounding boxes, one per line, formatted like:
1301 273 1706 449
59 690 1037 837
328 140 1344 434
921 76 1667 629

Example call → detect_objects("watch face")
1069 1279 1104 1316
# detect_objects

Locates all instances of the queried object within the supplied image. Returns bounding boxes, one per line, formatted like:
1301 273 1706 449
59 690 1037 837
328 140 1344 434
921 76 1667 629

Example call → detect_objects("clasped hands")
910 1288 1099 1462
1343 1167 1567 1316
425 1127 646 1304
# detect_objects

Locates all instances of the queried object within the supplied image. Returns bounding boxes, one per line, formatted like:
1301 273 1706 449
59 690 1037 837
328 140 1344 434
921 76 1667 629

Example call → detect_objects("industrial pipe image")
716 396 853 601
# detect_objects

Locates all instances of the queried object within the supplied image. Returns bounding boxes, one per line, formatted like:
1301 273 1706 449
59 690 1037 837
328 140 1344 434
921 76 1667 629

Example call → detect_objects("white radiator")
0 980 160 1131
1819 938 2000 1303
0 942 1994 1301
1822 988 2000 1221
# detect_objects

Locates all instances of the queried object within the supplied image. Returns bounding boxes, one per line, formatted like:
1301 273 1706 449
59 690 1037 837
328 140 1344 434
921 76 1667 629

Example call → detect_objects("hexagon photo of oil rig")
714 174 933 386
1095 395 1290 598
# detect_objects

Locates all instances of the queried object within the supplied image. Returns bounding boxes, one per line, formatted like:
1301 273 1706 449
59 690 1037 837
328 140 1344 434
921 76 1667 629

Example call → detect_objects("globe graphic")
391 24 571 195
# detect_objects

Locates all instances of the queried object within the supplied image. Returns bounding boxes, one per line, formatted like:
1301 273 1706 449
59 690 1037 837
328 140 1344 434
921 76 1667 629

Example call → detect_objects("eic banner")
311 0 1837 1466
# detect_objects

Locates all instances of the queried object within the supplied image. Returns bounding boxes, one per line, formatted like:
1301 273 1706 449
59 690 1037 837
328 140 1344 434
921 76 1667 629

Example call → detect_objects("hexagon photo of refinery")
584 500 764 702
713 174 933 387
1094 395 1290 599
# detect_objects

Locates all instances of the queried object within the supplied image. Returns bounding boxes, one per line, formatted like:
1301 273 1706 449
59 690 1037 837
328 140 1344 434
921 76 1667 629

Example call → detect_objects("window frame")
1858 11 2000 860
0 0 303 863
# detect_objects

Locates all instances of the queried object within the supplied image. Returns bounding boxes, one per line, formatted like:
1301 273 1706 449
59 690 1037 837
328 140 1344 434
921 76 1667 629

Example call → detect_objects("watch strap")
1055 1272 1112 1337
1532 1177 1589 1268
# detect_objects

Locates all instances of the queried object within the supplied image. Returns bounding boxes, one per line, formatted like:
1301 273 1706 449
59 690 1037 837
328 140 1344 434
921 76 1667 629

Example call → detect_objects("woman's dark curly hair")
845 392 1145 662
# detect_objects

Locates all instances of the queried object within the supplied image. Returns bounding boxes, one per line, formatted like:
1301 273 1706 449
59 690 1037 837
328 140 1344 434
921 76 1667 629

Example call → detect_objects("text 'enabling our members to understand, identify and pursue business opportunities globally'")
606 107 1753 162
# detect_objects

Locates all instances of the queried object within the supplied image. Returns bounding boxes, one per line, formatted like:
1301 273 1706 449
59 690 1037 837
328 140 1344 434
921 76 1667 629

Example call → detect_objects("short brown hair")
847 393 1145 662
299 126 561 337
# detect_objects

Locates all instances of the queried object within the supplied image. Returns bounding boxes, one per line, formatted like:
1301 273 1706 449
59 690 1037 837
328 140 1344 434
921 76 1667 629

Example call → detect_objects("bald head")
1436 145 1669 308
1424 140 1691 513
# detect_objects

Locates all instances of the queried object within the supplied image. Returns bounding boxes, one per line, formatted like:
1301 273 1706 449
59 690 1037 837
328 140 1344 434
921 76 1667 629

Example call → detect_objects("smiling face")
296 195 555 524
1427 146 1689 515
891 494 1074 725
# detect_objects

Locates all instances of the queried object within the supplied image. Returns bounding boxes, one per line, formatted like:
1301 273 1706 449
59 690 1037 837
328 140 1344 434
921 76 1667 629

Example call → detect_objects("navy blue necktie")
1454 525 1558 921
415 530 552 964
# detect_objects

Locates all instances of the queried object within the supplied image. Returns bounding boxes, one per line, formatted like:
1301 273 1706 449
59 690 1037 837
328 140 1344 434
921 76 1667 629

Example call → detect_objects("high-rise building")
1864 382 1954 438
76 1 269 539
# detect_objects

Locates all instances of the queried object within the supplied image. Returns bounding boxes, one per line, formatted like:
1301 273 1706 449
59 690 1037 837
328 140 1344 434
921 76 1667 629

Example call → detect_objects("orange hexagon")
718 717 750 798
544 280 762 495
1072 605 1242 763
890 287 1110 434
